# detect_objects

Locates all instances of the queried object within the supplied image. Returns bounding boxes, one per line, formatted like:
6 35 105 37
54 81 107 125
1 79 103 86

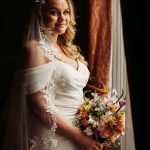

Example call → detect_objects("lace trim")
29 128 57 150
29 67 62 150
39 29 62 61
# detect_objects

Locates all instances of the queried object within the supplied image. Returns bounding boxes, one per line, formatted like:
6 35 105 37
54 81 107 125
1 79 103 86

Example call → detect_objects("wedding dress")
3 30 90 150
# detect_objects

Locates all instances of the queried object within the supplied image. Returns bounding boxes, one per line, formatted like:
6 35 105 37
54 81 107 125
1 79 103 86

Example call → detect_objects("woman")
3 0 103 149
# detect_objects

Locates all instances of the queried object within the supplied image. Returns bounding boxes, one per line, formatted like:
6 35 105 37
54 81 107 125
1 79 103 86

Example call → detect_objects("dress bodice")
38 29 90 120
48 60 89 121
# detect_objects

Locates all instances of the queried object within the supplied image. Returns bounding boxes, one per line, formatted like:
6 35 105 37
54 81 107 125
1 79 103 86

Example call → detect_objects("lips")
56 24 66 26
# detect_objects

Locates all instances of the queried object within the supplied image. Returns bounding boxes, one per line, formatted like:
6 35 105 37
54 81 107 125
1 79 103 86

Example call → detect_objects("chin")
57 29 67 35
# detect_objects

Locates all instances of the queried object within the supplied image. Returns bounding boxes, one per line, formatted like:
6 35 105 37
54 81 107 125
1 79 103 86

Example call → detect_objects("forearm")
55 114 85 144
28 92 89 146
33 108 85 145
55 115 103 149
30 98 102 149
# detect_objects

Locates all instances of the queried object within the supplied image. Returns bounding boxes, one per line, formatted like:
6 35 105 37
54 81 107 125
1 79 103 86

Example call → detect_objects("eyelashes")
49 10 57 16
63 10 70 15
48 10 70 16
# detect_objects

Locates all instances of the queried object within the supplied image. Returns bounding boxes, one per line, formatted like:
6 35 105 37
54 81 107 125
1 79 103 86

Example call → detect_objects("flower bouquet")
74 88 126 148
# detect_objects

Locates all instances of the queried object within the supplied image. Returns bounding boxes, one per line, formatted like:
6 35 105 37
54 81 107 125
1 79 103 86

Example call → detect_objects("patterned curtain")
88 0 112 92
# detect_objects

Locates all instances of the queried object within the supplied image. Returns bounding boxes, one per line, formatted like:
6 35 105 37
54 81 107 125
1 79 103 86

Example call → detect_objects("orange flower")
110 132 120 143
109 104 118 113
79 111 89 119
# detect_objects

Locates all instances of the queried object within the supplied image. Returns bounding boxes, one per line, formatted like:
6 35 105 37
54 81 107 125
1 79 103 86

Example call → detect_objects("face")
42 0 71 36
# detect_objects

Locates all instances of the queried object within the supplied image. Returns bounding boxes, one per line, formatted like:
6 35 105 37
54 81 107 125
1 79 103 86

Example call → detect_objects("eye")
63 10 70 15
49 10 58 16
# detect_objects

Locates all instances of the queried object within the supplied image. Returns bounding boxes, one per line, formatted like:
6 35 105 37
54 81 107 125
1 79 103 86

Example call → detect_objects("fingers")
95 142 103 150
82 140 103 150
88 142 102 150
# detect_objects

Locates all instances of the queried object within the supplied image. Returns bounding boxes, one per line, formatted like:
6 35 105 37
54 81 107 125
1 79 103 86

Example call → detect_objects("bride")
3 0 103 149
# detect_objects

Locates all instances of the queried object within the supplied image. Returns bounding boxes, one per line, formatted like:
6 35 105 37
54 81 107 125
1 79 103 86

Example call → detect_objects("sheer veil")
2 1 89 150
2 1 50 150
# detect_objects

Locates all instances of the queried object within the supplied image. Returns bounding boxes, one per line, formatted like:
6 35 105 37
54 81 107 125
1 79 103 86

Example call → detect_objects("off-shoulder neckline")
18 59 80 73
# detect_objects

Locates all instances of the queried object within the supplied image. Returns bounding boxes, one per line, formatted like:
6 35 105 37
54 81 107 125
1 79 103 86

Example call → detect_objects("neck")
50 33 59 46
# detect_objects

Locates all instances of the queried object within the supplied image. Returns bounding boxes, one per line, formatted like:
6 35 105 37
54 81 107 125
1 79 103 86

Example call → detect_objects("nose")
58 13 65 21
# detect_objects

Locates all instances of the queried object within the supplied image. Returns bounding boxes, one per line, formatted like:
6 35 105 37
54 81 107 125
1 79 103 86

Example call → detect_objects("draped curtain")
88 0 135 149
111 0 135 149
88 0 112 90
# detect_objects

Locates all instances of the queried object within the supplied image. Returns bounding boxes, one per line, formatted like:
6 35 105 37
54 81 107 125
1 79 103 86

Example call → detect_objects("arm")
28 92 103 150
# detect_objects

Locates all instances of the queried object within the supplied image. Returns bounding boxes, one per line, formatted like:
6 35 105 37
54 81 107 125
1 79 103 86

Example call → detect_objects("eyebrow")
47 7 69 11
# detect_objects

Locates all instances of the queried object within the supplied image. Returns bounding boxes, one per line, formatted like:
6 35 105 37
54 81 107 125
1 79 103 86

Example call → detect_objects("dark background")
0 0 150 149
0 0 31 107
121 0 150 149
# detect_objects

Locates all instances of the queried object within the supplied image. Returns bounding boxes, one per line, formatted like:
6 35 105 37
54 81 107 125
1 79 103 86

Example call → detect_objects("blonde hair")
43 0 88 65
59 0 87 64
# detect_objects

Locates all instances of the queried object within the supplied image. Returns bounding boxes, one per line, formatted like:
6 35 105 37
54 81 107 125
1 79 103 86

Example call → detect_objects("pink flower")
119 99 126 107
84 126 93 136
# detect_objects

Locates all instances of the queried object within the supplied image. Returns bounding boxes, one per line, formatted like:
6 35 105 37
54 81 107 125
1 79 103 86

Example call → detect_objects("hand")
81 141 103 150
76 133 103 150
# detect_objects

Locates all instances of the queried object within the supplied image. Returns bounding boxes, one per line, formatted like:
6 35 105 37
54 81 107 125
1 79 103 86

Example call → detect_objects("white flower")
91 92 100 101
111 89 118 96
95 107 100 111
92 122 98 128
88 115 95 124
84 126 93 136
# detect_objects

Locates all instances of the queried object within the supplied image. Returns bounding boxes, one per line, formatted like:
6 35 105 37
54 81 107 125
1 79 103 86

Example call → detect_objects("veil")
2 1 57 150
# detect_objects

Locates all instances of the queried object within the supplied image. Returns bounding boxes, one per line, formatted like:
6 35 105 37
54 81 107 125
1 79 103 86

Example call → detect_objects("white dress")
24 33 89 149
25 60 89 150
3 31 89 150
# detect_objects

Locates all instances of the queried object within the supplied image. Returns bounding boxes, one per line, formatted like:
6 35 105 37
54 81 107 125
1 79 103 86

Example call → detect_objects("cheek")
45 16 58 27
46 15 57 23
66 16 71 24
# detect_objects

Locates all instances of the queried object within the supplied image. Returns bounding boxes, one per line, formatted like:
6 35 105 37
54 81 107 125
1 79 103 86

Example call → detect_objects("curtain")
111 0 135 149
88 0 112 90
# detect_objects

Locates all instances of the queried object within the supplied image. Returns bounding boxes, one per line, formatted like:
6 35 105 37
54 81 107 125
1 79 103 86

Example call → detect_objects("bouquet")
74 88 126 148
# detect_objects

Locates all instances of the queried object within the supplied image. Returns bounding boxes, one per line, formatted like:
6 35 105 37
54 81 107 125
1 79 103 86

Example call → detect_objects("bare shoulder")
24 40 44 58
18 40 47 69
25 40 39 50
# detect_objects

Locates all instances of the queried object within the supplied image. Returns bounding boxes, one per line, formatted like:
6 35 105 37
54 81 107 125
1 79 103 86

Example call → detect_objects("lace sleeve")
39 69 60 133
22 63 61 148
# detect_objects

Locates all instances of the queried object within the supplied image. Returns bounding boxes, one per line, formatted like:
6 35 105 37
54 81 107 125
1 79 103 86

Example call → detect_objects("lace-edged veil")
21 1 46 44
2 1 51 150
